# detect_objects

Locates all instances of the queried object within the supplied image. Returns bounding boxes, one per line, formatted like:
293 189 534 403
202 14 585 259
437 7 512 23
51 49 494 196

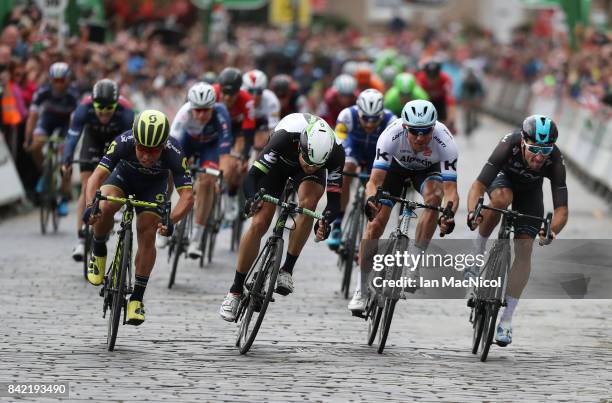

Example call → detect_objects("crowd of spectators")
0 2 610 200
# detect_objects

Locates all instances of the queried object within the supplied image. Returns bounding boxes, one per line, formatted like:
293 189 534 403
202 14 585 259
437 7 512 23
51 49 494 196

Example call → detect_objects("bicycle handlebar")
190 165 223 179
252 188 323 220
473 196 553 237
91 190 171 219
375 187 451 215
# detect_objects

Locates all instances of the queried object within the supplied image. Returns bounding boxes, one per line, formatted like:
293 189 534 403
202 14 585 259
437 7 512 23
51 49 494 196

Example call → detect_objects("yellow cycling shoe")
127 300 145 326
87 255 106 286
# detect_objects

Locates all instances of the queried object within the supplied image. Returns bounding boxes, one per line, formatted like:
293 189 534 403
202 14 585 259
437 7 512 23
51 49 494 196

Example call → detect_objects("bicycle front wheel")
367 295 383 346
471 302 485 354
236 238 283 354
479 303 499 362
107 230 130 352
377 297 397 354
168 218 188 289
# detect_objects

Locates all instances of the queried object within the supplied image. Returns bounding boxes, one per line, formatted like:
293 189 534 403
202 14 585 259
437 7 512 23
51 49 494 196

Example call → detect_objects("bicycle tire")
207 194 222 264
236 237 283 354
340 208 356 298
367 298 383 346
168 218 188 289
83 225 91 280
479 303 499 362
39 156 54 235
377 297 397 354
199 226 210 268
107 230 130 352
471 302 485 354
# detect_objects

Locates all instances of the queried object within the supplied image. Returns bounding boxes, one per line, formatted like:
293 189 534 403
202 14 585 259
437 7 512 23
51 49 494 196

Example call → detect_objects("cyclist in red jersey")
318 74 357 127
415 61 457 133
214 67 257 220
269 74 309 119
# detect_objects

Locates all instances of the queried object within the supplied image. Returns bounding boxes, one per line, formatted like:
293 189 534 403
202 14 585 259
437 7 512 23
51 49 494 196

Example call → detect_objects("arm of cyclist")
438 180 459 235
62 104 88 172
24 109 38 149
364 168 387 221
83 165 111 225
314 151 344 241
158 186 194 236
539 153 569 244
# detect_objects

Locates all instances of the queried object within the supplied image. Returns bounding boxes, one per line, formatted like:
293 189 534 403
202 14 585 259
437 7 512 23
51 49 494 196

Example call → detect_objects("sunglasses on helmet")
403 125 433 137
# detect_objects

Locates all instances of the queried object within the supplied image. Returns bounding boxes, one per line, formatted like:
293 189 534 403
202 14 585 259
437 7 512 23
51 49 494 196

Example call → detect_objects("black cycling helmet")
218 67 242 95
423 61 441 77
270 74 292 98
201 71 217 85
521 114 558 145
92 79 119 106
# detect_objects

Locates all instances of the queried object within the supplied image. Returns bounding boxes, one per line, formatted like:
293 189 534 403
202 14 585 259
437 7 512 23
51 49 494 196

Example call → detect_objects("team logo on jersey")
376 148 389 161
444 159 457 171
263 151 278 164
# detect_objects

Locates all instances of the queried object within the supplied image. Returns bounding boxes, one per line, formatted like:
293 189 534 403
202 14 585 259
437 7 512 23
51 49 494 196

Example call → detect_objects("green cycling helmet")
132 109 170 148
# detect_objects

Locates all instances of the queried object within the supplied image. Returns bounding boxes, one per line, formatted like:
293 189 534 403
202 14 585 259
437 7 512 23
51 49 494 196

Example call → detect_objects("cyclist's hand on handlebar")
314 217 331 242
438 215 455 236
157 221 174 237
364 196 381 221
83 204 100 225
467 211 482 231
244 197 263 217
538 229 556 246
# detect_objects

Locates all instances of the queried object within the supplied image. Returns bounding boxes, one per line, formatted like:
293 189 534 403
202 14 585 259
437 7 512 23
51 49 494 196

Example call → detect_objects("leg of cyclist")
414 177 443 249
327 160 356 250
30 128 46 173
275 179 325 296
127 211 161 325
188 170 216 258
87 184 124 286
496 187 542 345
219 200 276 321
58 128 72 217
71 169 93 260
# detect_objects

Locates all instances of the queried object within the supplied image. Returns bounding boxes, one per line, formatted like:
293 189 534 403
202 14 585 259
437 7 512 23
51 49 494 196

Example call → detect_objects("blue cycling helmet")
522 115 558 144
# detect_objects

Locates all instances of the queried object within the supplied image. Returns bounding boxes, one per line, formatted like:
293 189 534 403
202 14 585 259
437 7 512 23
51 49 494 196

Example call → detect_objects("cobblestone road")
1 115 611 402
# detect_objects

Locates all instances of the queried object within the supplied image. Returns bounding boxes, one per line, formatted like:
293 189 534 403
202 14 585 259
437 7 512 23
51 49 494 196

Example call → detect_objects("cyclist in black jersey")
61 79 135 261
218 113 345 322
83 110 194 326
466 115 569 346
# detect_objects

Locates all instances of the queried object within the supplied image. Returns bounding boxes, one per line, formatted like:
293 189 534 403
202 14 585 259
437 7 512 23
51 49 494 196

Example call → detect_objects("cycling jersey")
383 85 429 117
30 83 80 136
213 85 256 137
99 133 192 190
477 131 568 206
63 96 134 166
175 103 233 168
373 119 458 182
415 71 455 123
335 106 397 170
254 89 281 131
246 113 345 222
170 102 207 139
319 87 357 127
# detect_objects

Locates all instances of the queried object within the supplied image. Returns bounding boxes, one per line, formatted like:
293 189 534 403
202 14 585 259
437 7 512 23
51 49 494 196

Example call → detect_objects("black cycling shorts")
101 165 167 216
79 126 115 172
487 171 544 238
382 159 442 200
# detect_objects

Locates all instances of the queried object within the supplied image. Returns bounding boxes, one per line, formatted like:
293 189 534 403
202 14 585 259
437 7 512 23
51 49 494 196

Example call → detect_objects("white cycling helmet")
49 62 70 79
401 99 437 128
333 74 357 96
299 115 335 166
242 69 268 91
187 82 216 109
356 89 384 117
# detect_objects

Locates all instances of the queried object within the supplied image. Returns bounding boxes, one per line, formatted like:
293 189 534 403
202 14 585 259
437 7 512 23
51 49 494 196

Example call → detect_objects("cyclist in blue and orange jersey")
62 79 135 261
326 89 397 249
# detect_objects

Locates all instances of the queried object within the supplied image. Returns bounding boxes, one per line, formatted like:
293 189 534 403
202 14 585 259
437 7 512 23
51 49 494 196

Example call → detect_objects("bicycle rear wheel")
471 302 485 354
107 230 130 351
367 296 383 346
168 218 188 289
236 238 283 354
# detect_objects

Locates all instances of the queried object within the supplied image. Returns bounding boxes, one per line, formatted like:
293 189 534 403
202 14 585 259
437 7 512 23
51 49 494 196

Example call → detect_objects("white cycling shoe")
348 289 367 312
187 240 202 259
71 241 85 262
219 292 242 322
275 270 294 296
495 322 513 346
155 233 169 249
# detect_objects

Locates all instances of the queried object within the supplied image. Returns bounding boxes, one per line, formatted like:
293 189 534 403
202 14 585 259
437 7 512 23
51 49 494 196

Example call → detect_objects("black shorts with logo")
382 159 442 199
487 170 544 238
102 164 167 216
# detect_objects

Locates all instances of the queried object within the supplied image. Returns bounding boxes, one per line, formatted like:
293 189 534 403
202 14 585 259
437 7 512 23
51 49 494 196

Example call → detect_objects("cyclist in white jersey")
242 70 281 154
348 100 459 312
